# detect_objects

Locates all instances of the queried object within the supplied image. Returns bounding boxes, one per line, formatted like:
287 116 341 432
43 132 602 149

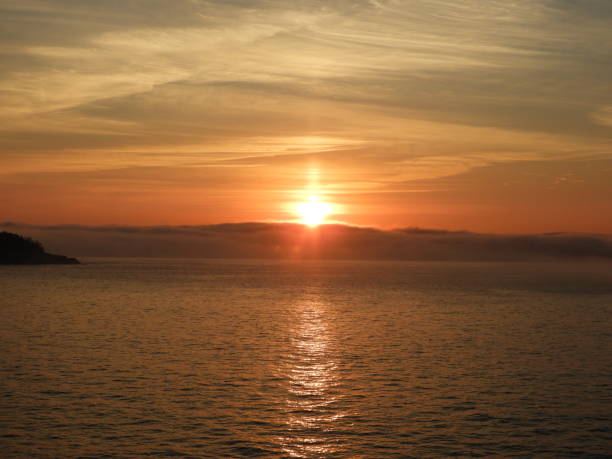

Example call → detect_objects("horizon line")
1 220 610 237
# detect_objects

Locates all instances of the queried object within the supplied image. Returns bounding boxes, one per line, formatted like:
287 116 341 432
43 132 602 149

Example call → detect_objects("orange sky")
1 1 612 233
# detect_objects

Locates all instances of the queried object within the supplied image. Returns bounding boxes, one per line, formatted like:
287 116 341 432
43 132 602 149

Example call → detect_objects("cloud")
2 221 611 261
2 0 612 143
592 106 612 128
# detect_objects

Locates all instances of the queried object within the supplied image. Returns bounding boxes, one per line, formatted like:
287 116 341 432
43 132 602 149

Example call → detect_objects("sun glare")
296 198 332 226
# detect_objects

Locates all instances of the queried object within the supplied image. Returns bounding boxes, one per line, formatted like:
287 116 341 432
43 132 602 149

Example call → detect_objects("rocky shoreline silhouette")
0 231 79 265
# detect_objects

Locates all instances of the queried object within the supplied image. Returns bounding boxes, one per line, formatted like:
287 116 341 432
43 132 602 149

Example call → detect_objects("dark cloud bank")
2 222 611 262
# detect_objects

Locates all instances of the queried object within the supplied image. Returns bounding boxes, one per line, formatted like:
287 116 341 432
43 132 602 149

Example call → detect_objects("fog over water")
2 222 612 261
1 259 611 457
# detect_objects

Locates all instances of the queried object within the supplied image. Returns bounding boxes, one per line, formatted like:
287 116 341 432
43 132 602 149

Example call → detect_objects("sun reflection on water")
279 293 345 458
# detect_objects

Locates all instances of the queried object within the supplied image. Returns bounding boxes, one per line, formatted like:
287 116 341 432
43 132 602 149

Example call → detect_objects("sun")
295 197 332 226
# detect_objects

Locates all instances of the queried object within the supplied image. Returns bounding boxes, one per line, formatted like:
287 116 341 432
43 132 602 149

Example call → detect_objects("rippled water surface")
1 259 611 457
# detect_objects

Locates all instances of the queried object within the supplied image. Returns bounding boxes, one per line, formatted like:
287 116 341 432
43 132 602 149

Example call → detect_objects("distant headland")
0 231 79 265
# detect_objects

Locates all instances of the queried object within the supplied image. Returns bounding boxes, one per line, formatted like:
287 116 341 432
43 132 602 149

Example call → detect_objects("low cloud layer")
2 222 611 261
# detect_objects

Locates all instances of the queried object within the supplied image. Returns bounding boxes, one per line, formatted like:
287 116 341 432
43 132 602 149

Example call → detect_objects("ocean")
1 259 611 457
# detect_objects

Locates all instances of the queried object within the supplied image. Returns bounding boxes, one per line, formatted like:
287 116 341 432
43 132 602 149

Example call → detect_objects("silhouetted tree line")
0 231 78 264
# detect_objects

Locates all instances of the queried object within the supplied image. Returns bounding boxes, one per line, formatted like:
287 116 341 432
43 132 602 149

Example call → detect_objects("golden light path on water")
279 292 345 457
2 261 612 457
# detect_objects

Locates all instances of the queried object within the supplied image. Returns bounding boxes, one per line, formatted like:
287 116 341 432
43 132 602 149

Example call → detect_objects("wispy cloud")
592 106 612 128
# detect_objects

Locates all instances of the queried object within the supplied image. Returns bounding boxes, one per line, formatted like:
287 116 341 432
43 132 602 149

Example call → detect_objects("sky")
1 0 612 233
